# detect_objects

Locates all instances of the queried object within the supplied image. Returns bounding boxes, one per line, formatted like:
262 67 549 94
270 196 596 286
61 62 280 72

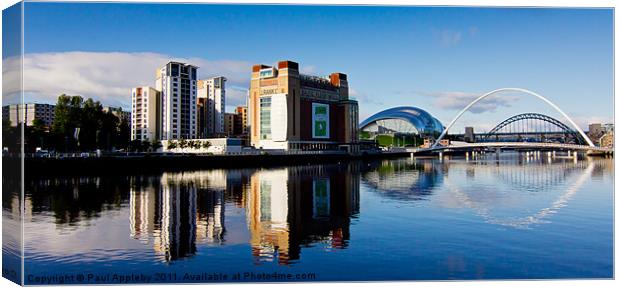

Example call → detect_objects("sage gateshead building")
359 106 444 146
249 60 359 151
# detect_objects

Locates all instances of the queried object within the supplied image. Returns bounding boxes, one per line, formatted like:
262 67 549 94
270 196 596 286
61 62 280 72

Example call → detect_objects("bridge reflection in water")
360 154 608 229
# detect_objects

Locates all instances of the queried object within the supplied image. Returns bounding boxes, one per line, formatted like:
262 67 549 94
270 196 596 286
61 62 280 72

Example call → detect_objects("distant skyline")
3 2 614 132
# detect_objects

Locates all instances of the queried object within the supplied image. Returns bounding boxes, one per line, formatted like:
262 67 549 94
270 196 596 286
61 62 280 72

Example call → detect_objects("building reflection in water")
362 159 442 201
129 170 227 262
247 164 360 265
128 164 360 264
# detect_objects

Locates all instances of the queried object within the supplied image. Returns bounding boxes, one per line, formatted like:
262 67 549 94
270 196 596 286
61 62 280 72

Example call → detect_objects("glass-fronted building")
359 106 444 147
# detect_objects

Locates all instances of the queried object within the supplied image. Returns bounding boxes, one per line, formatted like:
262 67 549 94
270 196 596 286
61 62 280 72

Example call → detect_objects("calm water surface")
3 153 614 283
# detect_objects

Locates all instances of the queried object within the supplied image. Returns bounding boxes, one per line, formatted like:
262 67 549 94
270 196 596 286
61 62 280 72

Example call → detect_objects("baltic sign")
312 103 330 139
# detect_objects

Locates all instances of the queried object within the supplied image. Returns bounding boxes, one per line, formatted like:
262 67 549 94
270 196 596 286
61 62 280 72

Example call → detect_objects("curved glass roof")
360 106 444 135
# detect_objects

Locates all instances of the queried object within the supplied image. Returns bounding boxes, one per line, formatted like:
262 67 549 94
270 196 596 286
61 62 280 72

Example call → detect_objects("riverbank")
8 152 411 177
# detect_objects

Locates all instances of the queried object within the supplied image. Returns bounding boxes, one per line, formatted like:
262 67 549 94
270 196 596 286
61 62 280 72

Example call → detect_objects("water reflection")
362 159 441 201
247 165 360 264
9 154 612 278
124 164 361 264
361 155 608 229
441 158 602 229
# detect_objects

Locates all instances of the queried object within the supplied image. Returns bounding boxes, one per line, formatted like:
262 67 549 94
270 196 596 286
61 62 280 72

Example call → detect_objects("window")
260 97 272 140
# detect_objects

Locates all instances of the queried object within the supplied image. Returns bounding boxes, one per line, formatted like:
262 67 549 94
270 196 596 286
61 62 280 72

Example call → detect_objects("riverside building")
248 60 359 151
131 87 161 141
234 106 248 136
3 103 55 127
196 76 226 138
156 62 198 140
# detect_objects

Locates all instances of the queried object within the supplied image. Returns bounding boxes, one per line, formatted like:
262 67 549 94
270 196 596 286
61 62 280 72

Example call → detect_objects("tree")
117 118 130 150
178 138 188 149
128 139 143 152
2 118 19 153
49 94 131 152
167 141 177 150
98 111 119 151
141 140 151 152
27 119 49 150
150 140 162 152
52 94 83 151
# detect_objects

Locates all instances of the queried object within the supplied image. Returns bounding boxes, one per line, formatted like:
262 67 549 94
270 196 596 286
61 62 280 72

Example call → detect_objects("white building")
131 86 161 141
197 76 226 138
156 62 198 140
3 103 55 127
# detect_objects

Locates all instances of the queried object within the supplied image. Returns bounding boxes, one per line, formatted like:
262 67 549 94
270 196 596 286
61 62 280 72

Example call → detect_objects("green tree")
50 94 130 152
167 141 177 150
117 118 130 150
28 119 49 150
150 140 162 152
128 139 142 152
2 118 20 153
178 138 187 149
98 111 119 151
52 94 83 151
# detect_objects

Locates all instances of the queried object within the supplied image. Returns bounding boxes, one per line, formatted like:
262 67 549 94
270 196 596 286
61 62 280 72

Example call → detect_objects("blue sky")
9 2 614 131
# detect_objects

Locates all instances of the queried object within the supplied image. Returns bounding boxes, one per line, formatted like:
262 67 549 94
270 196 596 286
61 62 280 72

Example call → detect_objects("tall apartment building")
249 60 358 150
131 87 161 141
196 76 226 138
2 103 55 128
156 62 198 140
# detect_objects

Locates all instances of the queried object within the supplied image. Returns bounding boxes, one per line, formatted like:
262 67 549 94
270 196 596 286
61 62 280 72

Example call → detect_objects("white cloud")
350 88 384 106
225 86 249 112
468 26 479 36
434 29 462 47
6 51 253 109
419 90 520 114
2 56 23 105
300 65 317 74
571 115 614 131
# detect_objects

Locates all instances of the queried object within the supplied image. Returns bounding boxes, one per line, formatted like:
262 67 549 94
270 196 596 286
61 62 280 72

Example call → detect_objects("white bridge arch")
432 88 594 147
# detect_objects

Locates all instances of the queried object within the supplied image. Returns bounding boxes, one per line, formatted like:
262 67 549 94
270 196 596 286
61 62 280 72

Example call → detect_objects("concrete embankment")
8 152 410 177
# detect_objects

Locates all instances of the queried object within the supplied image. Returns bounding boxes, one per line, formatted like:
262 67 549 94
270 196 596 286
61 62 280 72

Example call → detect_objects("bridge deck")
416 142 613 153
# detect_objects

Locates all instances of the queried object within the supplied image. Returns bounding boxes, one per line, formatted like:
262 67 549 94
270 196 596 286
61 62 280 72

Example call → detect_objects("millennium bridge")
409 88 613 156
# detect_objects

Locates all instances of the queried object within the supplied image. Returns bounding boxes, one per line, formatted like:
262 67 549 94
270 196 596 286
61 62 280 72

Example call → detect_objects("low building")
464 127 475 143
234 106 248 135
224 113 236 137
599 131 613 148
3 103 55 127
103 106 131 123
588 123 603 143
248 60 358 151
